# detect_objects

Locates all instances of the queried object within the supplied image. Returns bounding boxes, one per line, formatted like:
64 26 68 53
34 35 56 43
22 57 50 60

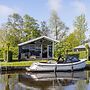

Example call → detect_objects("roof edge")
18 36 59 46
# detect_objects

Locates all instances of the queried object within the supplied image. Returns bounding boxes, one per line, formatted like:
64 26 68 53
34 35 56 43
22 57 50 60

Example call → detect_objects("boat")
26 56 87 72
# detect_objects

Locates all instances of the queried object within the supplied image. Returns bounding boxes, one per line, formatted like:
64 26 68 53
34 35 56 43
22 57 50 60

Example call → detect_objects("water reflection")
0 70 90 90
18 71 87 90
0 73 18 90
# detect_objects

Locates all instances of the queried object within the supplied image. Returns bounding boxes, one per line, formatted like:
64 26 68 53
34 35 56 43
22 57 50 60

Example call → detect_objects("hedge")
0 47 18 61
9 47 18 58
0 49 3 58
68 51 87 59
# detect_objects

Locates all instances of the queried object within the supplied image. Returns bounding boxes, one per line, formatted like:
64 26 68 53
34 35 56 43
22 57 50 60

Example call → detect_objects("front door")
42 45 47 58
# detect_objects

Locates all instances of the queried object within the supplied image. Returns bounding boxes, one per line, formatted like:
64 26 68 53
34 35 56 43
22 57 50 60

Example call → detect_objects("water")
0 70 90 90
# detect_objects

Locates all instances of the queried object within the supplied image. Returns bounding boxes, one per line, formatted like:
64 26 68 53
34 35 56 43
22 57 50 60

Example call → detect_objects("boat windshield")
65 56 80 63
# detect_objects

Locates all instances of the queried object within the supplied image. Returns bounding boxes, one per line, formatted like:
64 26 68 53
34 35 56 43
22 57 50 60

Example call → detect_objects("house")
18 36 59 60
73 38 90 52
74 45 86 52
73 43 90 60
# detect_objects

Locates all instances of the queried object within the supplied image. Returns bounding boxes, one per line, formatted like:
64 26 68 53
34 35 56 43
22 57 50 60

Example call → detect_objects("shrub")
68 51 87 59
0 47 18 61
79 51 87 59
0 49 3 58
9 47 18 58
8 51 13 62
3 50 7 61
67 52 79 58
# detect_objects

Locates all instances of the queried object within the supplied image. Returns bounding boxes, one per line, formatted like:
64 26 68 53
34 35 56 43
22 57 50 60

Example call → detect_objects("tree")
73 14 88 44
55 14 88 57
40 21 50 36
54 32 80 57
5 13 24 46
65 33 80 50
0 28 11 61
23 14 41 41
49 10 68 40
2 13 41 46
0 29 8 48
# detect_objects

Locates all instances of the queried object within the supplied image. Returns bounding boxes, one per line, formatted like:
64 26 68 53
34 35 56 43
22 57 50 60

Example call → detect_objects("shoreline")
0 60 90 71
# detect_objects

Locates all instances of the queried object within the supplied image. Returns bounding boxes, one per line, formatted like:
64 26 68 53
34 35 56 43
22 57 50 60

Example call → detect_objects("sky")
0 0 90 38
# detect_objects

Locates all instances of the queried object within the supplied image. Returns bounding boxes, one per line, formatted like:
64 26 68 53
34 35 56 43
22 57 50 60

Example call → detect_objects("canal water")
0 70 90 90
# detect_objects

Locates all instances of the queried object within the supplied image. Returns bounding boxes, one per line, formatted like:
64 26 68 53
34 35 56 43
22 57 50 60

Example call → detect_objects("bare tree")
49 10 68 40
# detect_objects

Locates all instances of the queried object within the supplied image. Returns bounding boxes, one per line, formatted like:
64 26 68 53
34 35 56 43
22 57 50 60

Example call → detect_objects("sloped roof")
74 43 90 49
18 36 59 46
74 45 85 49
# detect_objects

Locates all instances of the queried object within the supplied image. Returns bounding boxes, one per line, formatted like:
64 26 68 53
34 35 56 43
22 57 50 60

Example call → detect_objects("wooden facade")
18 36 59 60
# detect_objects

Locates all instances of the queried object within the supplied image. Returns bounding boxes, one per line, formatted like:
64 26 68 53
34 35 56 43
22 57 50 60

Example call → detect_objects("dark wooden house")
18 36 59 60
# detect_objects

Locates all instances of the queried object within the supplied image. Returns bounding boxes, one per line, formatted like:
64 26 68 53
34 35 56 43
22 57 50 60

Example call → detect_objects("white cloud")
72 0 86 14
48 0 62 13
0 5 17 16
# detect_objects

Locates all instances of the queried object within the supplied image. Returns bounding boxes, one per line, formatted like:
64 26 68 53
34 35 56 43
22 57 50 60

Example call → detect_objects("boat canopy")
65 56 80 63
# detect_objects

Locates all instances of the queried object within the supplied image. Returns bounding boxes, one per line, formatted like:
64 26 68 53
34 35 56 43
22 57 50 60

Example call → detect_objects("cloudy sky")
0 0 90 37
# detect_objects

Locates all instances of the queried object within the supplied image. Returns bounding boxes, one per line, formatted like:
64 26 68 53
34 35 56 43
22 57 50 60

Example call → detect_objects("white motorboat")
26 57 87 72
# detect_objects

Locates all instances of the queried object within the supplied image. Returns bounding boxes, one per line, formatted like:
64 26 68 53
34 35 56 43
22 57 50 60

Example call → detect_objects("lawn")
0 60 90 67
86 61 90 64
0 60 48 67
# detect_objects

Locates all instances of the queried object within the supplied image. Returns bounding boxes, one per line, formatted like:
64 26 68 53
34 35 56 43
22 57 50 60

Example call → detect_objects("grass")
0 60 48 67
1 59 90 67
86 61 90 64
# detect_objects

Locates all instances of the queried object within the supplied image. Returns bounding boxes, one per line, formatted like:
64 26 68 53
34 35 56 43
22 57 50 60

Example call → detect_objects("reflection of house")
18 36 59 60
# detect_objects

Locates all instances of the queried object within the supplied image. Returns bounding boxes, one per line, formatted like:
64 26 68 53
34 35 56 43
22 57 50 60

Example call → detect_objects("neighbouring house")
73 45 86 52
73 43 90 59
18 36 59 60
73 39 90 52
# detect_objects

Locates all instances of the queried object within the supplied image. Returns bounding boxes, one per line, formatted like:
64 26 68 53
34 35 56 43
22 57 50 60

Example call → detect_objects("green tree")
73 14 88 44
65 33 80 50
0 28 11 61
5 13 24 46
49 10 68 40
54 32 80 57
0 29 8 48
23 14 41 41
40 21 50 36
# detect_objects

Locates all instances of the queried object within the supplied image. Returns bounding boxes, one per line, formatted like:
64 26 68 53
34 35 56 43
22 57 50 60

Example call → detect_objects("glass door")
47 45 52 58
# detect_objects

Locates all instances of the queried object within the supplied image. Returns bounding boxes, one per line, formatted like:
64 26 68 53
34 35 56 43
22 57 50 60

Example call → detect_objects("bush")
0 47 18 61
68 51 87 59
9 47 18 58
0 49 3 58
67 52 79 58
8 51 13 62
3 50 7 61
79 51 87 59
